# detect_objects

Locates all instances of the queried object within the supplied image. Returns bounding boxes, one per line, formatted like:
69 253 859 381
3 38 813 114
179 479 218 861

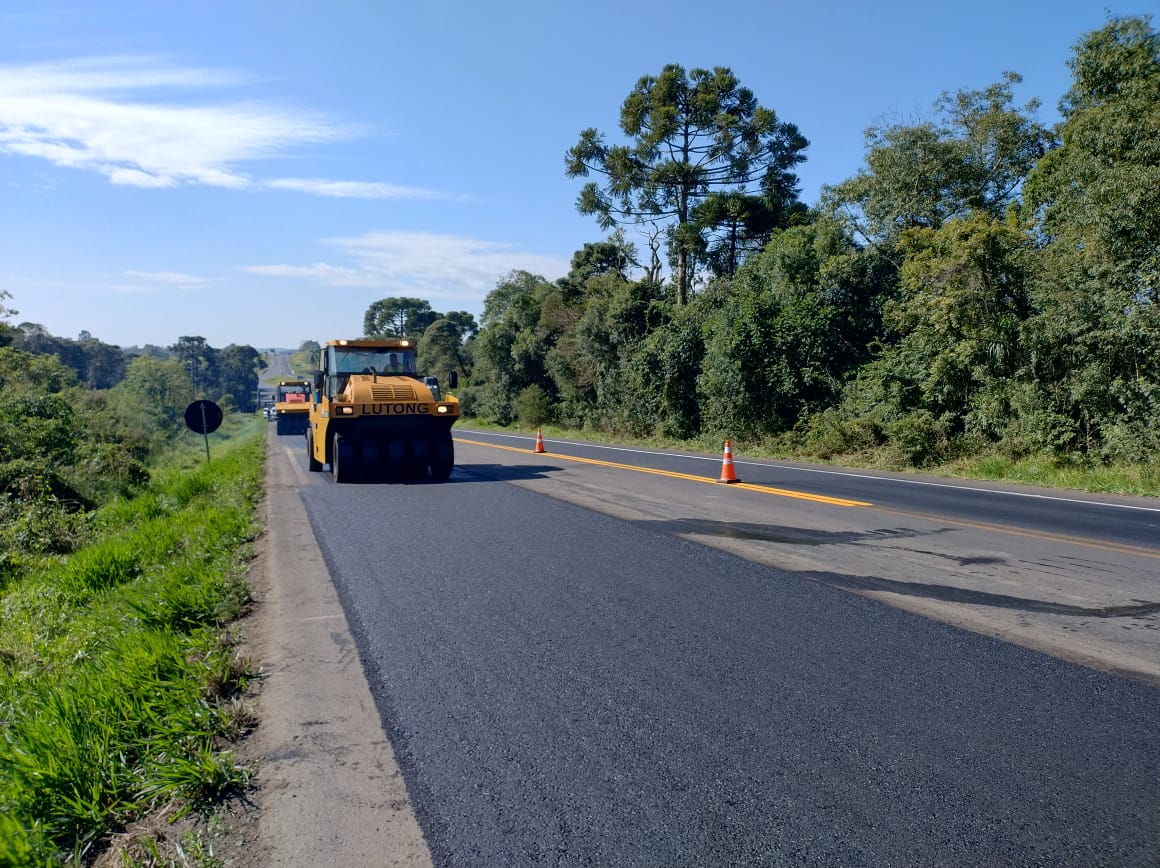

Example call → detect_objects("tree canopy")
567 64 808 304
822 72 1051 242
363 297 440 338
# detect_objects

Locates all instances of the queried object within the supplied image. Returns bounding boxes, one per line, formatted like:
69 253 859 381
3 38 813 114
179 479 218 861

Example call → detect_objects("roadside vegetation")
377 17 1157 496
0 304 266 866
0 418 262 867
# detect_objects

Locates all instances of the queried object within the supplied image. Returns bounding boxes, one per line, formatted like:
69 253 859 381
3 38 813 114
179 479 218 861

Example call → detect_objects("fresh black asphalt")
301 470 1160 867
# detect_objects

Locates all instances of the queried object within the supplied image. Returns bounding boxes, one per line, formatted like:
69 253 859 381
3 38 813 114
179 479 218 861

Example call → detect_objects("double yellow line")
454 436 870 507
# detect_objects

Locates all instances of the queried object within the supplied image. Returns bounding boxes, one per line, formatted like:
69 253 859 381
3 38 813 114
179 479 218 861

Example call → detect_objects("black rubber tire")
429 433 454 481
332 434 355 483
306 430 323 472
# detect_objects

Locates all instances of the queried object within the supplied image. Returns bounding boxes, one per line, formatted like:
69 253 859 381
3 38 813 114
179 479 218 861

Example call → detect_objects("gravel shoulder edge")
230 429 433 866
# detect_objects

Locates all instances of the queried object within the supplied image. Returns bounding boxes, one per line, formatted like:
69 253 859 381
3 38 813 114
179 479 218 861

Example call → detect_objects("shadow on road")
805 570 1160 618
309 463 559 484
638 517 1160 618
640 517 955 549
453 463 557 483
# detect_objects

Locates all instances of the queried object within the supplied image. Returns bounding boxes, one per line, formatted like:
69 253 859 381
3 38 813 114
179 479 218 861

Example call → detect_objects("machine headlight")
340 406 354 415
437 404 449 414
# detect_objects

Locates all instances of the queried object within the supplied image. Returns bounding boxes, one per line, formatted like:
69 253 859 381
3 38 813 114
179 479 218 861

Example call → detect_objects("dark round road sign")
184 399 223 435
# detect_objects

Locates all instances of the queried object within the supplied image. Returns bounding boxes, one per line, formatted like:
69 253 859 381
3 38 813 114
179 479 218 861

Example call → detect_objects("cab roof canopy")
325 338 414 348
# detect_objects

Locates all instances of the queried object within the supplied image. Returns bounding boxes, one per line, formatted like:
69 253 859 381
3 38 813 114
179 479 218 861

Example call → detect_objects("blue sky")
0 1 1150 350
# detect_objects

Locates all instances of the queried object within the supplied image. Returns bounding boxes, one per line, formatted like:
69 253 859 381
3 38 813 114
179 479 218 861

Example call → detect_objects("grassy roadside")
459 420 1160 498
0 417 265 867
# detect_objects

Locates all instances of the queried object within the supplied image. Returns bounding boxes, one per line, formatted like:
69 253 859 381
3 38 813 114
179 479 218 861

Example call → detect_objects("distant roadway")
265 427 1160 865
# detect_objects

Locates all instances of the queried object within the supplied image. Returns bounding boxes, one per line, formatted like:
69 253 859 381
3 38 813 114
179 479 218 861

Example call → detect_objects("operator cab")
311 340 457 401
334 346 416 376
321 344 417 397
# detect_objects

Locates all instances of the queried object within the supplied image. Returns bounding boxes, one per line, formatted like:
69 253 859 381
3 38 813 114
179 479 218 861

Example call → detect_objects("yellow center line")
454 437 870 507
455 437 1160 560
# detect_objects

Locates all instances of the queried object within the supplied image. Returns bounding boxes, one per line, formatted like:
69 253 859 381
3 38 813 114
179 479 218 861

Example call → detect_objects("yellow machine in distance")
306 338 459 482
273 379 312 435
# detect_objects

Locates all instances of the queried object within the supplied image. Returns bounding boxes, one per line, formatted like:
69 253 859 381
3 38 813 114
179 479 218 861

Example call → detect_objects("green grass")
0 416 264 866
459 418 1160 498
934 452 1160 497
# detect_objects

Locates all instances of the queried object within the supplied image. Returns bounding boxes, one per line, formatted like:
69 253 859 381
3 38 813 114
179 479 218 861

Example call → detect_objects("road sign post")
184 399 223 463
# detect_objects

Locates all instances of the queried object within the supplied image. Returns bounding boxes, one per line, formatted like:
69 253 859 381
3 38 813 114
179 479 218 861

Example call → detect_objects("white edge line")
456 430 1160 514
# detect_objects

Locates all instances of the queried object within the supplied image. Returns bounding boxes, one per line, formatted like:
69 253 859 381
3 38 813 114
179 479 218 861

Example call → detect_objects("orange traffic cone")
717 439 741 483
534 428 546 453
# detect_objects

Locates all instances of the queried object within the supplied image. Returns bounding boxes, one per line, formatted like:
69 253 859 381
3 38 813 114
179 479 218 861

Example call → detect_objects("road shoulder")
231 428 432 866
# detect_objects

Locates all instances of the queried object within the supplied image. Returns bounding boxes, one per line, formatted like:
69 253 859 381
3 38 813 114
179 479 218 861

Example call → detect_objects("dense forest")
395 15 1158 470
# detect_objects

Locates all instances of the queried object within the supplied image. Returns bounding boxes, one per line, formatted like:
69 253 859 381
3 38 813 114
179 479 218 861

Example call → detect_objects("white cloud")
264 178 446 200
124 270 211 286
243 262 372 285
244 230 571 308
0 56 443 197
108 168 177 188
0 55 242 96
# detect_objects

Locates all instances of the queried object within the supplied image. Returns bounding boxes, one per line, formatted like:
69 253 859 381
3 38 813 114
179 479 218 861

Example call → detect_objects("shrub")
515 384 554 426
884 410 948 466
0 495 89 557
800 407 886 459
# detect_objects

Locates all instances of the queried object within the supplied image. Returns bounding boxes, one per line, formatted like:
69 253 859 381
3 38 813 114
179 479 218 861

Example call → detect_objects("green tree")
471 272 557 423
214 344 265 412
0 349 80 466
1020 15 1160 459
697 219 887 437
800 212 1037 465
567 64 808 304
170 336 216 398
555 232 638 302
895 214 1032 435
1025 15 1159 279
692 190 806 279
75 336 127 389
623 306 705 438
14 327 129 390
363 297 439 338
441 311 479 342
115 356 196 434
534 237 657 428
553 271 667 430
0 291 18 346
0 349 93 554
481 271 543 328
0 345 163 560
417 318 472 381
515 384 553 426
825 73 1050 243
